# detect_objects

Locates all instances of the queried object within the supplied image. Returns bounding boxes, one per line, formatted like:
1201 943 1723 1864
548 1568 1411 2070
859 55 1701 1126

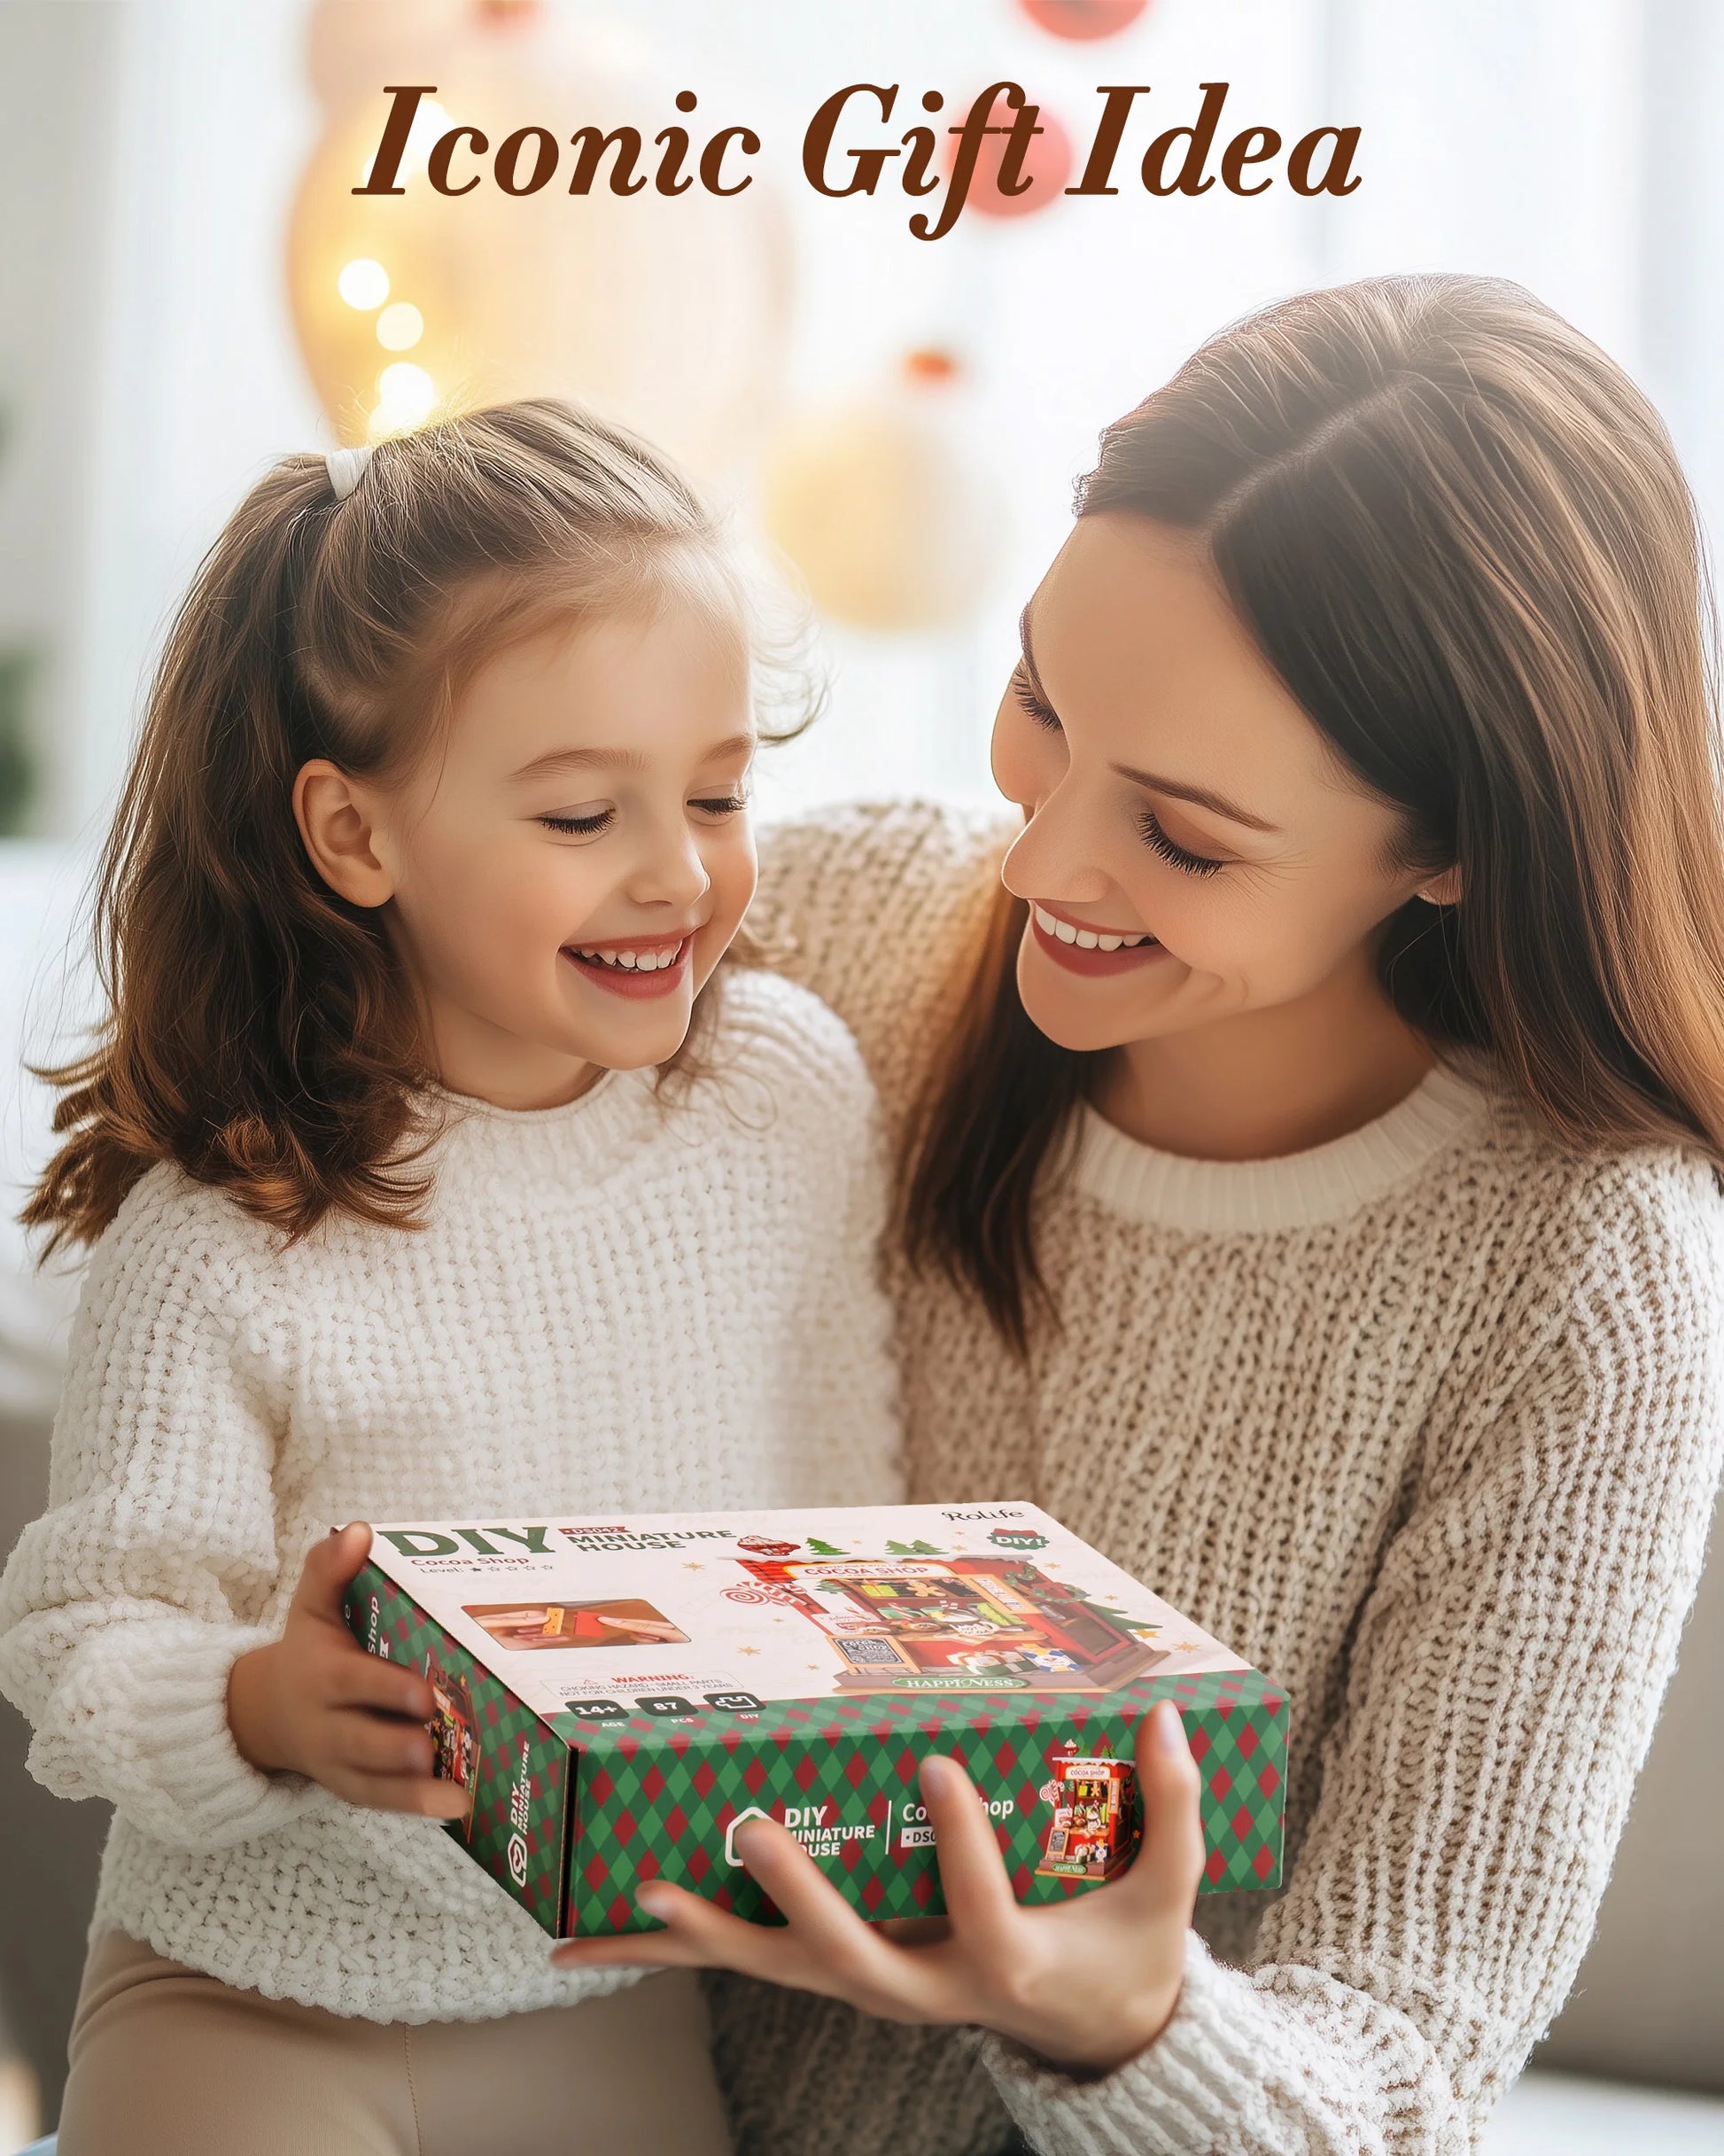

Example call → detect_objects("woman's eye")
690 793 749 818
1138 807 1225 878
538 808 613 837
1012 666 1061 732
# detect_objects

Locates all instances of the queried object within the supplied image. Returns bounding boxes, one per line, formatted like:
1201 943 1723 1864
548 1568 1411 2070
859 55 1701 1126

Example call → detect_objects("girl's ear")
1416 865 1463 907
293 759 395 908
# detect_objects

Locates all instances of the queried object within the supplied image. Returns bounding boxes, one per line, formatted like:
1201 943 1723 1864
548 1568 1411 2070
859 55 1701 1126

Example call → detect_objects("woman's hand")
227 1522 470 1819
552 1699 1204 2074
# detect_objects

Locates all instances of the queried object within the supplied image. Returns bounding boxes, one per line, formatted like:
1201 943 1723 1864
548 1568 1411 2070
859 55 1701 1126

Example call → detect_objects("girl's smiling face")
295 572 757 1109
991 514 1443 1056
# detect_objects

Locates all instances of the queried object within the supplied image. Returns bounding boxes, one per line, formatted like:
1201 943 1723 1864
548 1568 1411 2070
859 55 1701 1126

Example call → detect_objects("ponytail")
27 457 430 1250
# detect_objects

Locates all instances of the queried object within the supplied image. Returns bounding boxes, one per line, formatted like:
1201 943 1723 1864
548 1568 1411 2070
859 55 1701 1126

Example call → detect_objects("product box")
343 1502 1289 1937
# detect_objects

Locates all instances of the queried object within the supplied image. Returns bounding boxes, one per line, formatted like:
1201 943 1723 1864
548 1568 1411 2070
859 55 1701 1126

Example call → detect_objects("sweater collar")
1068 1061 1492 1233
421 1063 661 1169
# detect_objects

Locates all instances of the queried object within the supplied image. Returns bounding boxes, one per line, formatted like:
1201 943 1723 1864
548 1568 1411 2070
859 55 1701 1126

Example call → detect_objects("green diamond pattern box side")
344 1560 571 1934
562 1669 1288 1936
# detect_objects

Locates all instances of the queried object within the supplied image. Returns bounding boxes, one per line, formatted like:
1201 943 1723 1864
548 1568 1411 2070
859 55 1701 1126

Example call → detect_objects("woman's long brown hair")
27 398 796 1252
905 273 1724 1350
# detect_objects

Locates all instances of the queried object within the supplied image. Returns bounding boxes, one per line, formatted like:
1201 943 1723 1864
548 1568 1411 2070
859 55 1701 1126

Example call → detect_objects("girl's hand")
552 1700 1203 2074
227 1522 470 1819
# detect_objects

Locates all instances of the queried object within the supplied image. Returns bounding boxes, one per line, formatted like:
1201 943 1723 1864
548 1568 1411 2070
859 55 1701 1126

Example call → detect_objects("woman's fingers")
722 1822 895 1986
876 1915 952 1946
554 1877 810 1986
556 1826 947 2020
731 1818 965 2022
917 1754 1020 1945
1118 1702 1205 1916
550 1926 710 1973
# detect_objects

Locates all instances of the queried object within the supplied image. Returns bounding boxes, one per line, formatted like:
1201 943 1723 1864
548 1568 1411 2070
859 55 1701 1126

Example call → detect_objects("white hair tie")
326 444 373 502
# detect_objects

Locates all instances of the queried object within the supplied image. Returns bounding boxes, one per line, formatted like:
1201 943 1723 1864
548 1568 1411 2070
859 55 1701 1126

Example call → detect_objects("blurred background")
1 3 1721 2149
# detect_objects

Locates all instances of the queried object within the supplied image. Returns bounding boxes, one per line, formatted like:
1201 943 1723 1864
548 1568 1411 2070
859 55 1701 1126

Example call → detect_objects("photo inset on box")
739 1555 1169 1693
462 1599 689 1652
423 1657 481 1841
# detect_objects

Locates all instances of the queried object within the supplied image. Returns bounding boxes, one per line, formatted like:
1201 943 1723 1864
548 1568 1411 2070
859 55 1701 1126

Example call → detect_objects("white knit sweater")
0 968 902 2025
706 802 1724 2156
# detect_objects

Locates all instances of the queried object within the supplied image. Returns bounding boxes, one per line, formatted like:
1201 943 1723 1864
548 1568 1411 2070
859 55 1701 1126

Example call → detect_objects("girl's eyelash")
540 810 611 837
1012 668 1061 731
1138 808 1226 877
539 795 747 837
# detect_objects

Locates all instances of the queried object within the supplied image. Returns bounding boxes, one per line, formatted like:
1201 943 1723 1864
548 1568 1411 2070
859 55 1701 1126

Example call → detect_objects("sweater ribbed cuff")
977 1932 1280 2156
31 1619 338 1852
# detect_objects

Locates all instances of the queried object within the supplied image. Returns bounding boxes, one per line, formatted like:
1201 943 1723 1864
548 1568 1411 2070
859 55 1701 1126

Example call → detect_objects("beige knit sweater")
706 801 1724 2156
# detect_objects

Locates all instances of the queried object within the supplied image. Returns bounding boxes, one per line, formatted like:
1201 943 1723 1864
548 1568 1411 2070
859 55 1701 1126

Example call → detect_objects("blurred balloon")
760 352 1007 634
949 90 1074 217
1018 0 1151 38
287 6 794 476
305 0 470 113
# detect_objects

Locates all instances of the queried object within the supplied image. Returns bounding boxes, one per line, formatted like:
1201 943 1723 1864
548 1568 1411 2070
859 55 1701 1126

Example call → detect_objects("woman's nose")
1001 792 1113 908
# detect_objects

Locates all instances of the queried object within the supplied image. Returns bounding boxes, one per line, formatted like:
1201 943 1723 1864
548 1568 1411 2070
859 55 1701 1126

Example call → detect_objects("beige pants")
58 1932 734 2156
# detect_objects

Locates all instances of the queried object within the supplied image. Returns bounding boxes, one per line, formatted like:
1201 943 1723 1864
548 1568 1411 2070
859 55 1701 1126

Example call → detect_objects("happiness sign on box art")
344 1502 1290 1937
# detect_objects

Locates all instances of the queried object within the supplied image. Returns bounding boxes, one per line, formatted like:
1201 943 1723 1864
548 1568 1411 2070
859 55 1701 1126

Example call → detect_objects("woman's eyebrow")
1110 761 1281 834
1018 603 1057 710
1021 599 1280 835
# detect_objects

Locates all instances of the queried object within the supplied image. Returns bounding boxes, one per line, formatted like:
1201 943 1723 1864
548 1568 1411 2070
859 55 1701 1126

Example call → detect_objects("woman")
558 275 1724 2152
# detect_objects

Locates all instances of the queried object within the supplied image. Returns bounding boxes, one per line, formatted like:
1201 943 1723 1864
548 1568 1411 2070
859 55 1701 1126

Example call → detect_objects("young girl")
558 276 1724 2154
0 400 900 2154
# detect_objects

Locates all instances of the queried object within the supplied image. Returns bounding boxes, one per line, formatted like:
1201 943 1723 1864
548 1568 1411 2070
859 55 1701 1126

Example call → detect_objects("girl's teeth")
1075 929 1099 950
1097 934 1122 952
572 940 685 970
1054 918 1077 945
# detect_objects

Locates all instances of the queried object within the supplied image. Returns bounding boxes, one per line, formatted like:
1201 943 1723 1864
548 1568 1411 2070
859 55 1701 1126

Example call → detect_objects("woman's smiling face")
991 513 1441 1055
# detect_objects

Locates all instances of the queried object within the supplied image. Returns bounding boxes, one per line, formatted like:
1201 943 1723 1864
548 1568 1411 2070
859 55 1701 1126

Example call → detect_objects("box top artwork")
360 1499 1256 1745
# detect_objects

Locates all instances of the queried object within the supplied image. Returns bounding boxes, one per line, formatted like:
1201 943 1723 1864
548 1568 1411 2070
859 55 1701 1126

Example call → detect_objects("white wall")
12 0 1704 845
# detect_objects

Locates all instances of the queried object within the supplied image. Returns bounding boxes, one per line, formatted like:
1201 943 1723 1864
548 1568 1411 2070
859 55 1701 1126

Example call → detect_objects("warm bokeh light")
376 361 437 426
288 51 789 465
1018 0 1151 35
375 300 423 351
337 258 390 310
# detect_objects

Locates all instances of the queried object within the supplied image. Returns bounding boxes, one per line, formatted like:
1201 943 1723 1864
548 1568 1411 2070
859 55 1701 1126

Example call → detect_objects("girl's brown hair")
28 398 796 1252
905 272 1724 1350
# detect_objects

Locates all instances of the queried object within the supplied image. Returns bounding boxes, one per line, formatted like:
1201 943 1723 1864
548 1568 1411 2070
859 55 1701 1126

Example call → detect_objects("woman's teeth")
1033 906 1153 952
569 942 683 972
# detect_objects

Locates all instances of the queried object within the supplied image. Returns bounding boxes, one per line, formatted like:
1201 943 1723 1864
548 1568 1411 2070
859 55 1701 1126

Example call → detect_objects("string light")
376 301 424 351
376 362 437 428
337 259 390 310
